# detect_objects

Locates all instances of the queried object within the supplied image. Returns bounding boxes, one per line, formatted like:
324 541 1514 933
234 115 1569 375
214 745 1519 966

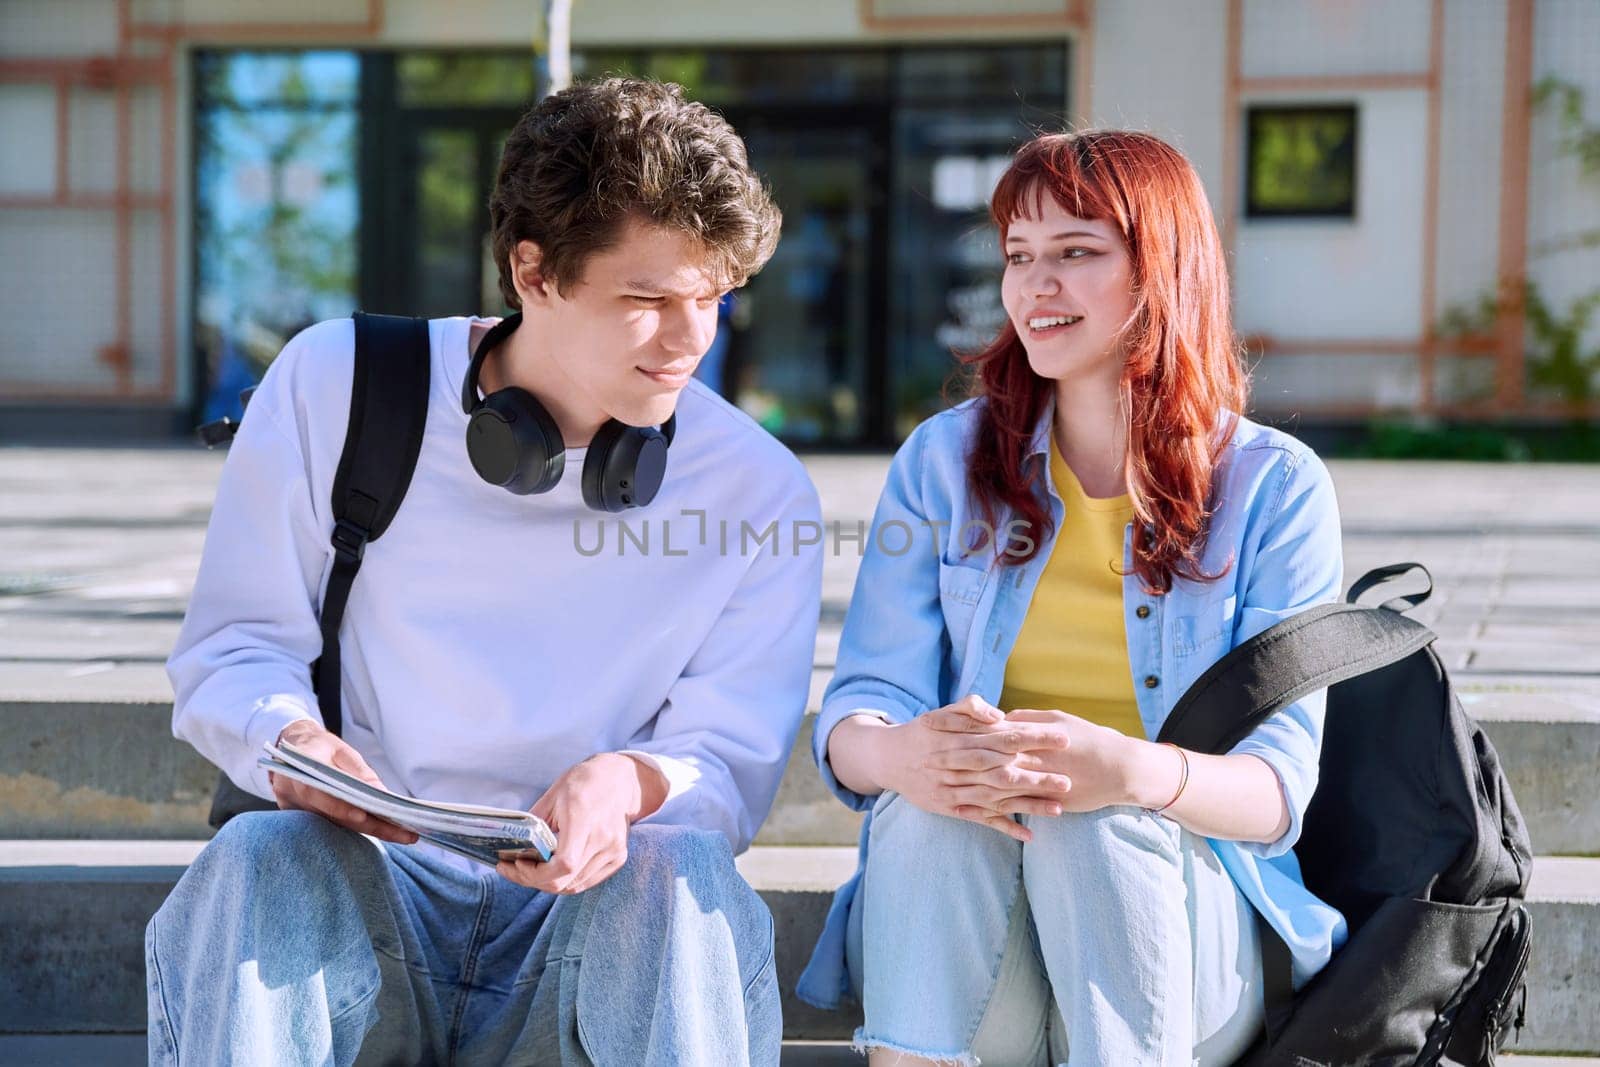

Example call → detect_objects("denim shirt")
796 397 1350 1010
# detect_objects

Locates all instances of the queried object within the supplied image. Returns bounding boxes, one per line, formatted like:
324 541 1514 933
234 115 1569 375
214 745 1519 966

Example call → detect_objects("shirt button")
1136 605 1151 619
1144 675 1160 689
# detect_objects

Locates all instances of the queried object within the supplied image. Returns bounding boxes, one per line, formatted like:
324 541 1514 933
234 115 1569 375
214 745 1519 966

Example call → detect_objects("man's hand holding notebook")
257 725 557 868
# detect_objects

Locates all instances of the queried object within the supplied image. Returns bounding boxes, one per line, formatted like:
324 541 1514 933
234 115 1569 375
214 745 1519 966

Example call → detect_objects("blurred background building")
1 0 1597 449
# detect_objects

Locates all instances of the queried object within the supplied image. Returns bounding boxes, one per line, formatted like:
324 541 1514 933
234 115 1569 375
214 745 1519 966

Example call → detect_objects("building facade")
2 0 1597 445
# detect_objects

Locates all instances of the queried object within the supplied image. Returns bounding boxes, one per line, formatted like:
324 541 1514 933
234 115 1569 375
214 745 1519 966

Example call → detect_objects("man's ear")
511 240 553 307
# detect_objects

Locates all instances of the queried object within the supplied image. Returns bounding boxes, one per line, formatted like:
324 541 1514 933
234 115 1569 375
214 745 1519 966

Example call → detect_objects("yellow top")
998 439 1145 738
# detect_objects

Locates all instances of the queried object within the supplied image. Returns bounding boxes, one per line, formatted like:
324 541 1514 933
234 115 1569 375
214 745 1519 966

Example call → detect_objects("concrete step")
4 680 1597 853
1 842 1596 1053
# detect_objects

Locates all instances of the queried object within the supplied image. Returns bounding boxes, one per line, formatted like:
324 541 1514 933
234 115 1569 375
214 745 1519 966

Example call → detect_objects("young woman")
796 130 1348 1066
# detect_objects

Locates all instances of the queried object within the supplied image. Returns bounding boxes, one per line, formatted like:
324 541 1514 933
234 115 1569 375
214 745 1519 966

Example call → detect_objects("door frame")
361 59 522 317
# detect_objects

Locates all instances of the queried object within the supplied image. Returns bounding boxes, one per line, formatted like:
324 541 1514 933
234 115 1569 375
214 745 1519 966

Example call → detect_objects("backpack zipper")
1482 907 1533 1062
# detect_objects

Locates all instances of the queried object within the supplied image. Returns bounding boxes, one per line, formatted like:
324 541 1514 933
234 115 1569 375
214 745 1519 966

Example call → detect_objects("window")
1245 104 1358 218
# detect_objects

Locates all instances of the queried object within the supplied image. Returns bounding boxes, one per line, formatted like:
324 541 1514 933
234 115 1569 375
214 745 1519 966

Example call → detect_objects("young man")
148 78 823 1066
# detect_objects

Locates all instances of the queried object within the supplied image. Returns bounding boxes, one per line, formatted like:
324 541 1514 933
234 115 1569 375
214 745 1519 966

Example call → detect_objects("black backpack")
200 312 433 828
1159 562 1534 1066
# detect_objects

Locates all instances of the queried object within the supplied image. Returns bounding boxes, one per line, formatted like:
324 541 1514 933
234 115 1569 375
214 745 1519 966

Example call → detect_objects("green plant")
1524 285 1600 401
1356 422 1531 461
1340 420 1600 461
1534 75 1600 178
1531 77 1600 256
1433 77 1600 405
1438 283 1600 402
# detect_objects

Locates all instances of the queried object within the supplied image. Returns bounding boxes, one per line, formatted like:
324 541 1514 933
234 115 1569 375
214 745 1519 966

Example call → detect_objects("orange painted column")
1496 0 1534 411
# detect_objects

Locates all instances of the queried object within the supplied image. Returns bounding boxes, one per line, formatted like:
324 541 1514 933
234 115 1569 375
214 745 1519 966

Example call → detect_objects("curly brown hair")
489 77 781 307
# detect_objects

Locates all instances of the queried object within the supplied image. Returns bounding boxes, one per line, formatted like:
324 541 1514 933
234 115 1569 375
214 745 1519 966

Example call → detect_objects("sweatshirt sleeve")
619 474 824 854
165 335 333 800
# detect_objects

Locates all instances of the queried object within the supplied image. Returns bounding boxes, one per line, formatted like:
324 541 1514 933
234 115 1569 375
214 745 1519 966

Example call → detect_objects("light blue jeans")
145 810 780 1066
848 793 1265 1066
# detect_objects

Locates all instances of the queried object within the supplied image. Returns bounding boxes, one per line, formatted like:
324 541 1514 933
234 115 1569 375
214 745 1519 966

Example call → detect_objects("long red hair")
961 130 1247 594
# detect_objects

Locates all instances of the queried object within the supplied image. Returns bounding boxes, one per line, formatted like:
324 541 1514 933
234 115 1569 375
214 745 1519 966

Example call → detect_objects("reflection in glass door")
890 111 1023 440
398 120 514 319
727 122 882 446
411 127 477 317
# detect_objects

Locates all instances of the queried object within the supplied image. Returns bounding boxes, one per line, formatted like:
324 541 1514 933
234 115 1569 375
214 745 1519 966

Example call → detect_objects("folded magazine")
257 739 557 867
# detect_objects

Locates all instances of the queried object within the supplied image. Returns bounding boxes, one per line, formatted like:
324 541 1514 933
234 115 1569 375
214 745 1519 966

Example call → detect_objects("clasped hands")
872 694 1142 843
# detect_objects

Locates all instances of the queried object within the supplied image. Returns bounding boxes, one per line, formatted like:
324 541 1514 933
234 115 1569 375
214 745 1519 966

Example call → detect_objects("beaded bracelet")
1150 742 1190 815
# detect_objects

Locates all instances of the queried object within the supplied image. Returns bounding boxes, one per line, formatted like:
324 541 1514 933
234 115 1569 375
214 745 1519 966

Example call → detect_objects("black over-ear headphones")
459 312 677 512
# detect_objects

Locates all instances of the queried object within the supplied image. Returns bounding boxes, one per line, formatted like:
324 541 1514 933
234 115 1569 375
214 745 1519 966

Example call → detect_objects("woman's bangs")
990 154 1118 238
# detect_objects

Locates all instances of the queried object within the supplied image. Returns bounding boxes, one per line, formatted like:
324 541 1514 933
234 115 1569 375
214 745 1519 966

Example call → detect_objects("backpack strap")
1154 581 1437 1038
312 312 431 737
1155 601 1436 755
1346 560 1434 614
